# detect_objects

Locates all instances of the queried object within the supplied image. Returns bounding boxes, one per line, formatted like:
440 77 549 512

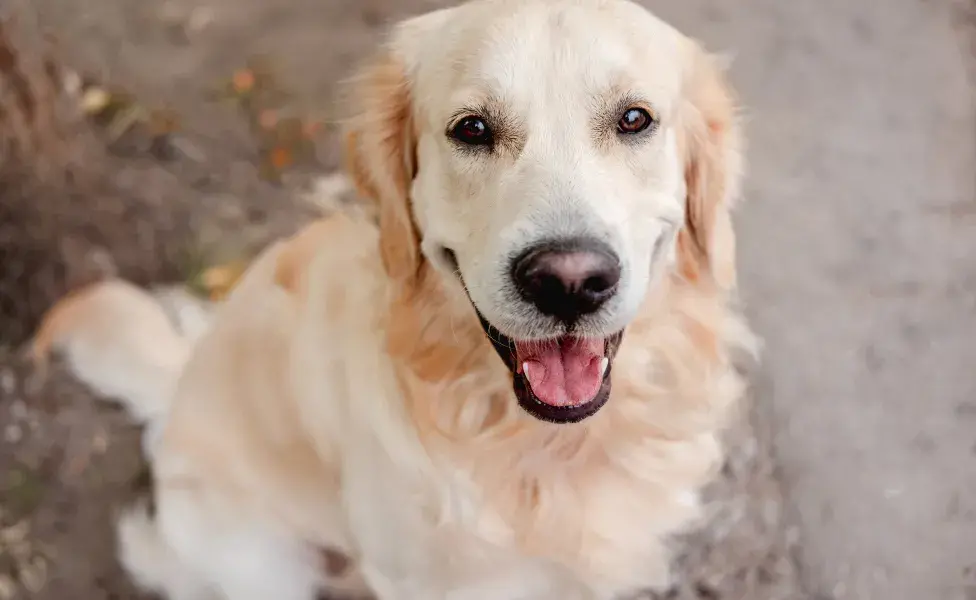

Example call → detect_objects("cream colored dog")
32 0 754 598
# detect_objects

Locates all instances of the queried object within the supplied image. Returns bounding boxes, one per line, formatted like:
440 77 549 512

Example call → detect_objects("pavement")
648 0 976 598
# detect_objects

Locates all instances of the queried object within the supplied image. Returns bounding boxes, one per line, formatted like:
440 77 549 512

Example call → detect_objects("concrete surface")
649 0 976 598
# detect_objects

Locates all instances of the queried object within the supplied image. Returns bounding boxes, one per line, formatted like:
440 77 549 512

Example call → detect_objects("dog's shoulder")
156 214 386 502
272 212 383 299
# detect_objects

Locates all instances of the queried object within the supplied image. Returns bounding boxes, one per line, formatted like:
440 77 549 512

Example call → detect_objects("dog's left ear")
675 43 744 290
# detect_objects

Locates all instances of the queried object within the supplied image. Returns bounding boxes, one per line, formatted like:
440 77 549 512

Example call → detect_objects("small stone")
0 520 30 545
10 400 27 420
62 69 83 96
0 575 18 600
92 430 109 453
20 556 48 593
0 369 16 395
187 7 216 33
3 424 22 444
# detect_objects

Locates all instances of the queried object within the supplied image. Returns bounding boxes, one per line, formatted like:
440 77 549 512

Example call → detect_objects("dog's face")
345 0 742 424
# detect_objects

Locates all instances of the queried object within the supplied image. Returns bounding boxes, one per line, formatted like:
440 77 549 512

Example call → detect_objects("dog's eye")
450 116 493 146
617 108 655 135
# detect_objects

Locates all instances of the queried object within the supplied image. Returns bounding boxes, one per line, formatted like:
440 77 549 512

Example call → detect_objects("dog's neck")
385 262 494 384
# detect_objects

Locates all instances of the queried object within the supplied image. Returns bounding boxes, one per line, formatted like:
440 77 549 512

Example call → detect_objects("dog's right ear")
342 45 420 287
342 10 457 287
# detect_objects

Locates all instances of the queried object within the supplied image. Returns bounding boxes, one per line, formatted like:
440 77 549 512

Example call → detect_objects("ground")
0 0 974 599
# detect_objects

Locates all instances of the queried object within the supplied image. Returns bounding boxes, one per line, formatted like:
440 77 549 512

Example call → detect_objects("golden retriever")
31 0 754 598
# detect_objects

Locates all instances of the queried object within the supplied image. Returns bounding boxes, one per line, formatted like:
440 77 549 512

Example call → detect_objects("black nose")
512 238 622 327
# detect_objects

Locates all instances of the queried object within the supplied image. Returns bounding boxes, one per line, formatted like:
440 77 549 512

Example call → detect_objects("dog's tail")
29 279 200 429
32 281 217 596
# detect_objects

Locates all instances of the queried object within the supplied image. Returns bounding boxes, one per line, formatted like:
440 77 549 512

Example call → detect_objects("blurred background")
0 0 973 599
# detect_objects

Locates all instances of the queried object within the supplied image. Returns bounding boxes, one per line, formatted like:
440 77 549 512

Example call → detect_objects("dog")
31 0 754 598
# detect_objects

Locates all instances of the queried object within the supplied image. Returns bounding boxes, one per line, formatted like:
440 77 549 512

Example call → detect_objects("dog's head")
344 0 742 424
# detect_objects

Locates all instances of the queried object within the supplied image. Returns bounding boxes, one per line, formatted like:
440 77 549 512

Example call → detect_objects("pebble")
10 400 27 420
0 575 17 600
0 369 16 395
3 424 22 444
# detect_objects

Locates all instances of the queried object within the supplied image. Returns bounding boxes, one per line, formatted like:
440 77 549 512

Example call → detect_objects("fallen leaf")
232 69 255 94
80 87 112 115
199 261 249 300
270 146 293 170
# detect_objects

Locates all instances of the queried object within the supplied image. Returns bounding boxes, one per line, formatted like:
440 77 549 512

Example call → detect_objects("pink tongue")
517 338 606 407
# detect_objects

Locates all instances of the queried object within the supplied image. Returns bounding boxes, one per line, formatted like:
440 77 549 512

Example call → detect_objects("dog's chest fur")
370 368 721 597
341 308 738 597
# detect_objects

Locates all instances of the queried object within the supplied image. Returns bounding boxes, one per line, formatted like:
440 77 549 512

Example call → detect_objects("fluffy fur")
30 1 755 598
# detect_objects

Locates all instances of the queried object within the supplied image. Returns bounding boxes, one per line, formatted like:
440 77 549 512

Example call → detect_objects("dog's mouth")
443 248 623 423
475 312 624 424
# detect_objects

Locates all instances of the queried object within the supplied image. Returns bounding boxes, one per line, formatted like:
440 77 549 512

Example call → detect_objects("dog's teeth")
522 362 531 382
599 357 609 378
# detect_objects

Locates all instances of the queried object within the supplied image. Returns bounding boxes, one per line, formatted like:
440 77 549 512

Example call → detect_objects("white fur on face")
405 0 689 340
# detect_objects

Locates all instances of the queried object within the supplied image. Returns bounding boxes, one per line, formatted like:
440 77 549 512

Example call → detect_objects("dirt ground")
1 0 971 598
